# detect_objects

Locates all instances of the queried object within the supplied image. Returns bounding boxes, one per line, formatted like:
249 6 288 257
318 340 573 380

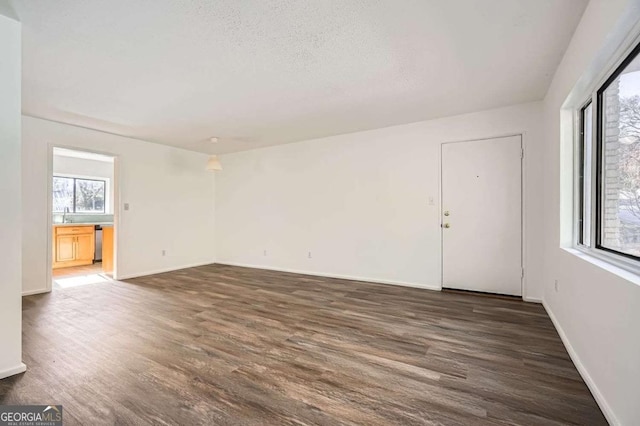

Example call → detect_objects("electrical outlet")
308 251 312 259
263 249 267 256
124 203 130 211
554 279 558 292
162 250 166 256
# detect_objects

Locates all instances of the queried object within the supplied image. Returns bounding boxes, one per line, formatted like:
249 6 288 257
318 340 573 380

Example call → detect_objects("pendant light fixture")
206 155 222 171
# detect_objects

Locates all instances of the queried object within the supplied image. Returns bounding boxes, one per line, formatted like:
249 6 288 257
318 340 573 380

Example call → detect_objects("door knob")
443 223 451 228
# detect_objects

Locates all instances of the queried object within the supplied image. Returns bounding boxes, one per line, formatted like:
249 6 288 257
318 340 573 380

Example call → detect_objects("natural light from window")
601 55 640 257
53 176 106 213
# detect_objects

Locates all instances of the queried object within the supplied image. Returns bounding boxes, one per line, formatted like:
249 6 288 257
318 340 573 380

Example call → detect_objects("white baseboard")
117 260 216 280
543 301 618 426
215 261 442 291
523 296 542 303
22 288 50 296
0 362 26 380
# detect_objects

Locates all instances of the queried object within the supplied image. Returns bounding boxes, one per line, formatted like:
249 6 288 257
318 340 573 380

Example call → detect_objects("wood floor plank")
1 264 606 425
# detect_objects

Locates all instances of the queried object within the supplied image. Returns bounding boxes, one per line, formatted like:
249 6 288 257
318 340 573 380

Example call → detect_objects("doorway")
48 147 117 289
441 135 523 296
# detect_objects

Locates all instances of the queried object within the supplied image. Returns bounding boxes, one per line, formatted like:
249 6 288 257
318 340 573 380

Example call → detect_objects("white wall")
22 116 216 294
53 155 115 213
216 102 544 300
0 8 25 379
542 0 640 424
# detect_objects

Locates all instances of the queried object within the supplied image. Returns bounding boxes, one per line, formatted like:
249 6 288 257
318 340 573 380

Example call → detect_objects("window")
53 176 106 213
577 41 640 263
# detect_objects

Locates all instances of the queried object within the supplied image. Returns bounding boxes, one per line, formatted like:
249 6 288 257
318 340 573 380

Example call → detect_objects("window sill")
563 247 640 286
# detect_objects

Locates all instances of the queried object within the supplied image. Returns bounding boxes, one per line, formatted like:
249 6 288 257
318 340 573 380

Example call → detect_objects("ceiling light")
210 137 218 143
206 155 222 171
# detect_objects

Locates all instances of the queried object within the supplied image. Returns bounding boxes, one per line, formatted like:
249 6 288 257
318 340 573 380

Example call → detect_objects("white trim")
574 245 640 281
116 261 216 280
439 132 524 146
0 363 26 380
543 301 619 426
215 261 442 291
563 247 640 286
520 132 530 300
22 288 49 296
46 144 53 292
522 296 542 303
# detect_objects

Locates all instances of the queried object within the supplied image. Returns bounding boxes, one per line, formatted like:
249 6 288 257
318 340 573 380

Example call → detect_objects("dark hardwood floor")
1 264 606 425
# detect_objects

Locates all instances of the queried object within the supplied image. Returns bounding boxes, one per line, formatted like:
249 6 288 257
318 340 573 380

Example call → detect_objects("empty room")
0 0 639 425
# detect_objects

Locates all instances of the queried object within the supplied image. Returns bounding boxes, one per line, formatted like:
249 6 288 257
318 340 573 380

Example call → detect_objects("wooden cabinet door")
56 235 76 262
75 234 95 262
102 226 114 273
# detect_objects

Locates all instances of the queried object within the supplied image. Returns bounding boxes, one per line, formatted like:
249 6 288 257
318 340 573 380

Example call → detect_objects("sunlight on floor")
54 274 110 288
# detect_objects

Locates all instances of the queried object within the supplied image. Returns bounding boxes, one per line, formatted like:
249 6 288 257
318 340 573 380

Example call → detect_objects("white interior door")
441 135 522 296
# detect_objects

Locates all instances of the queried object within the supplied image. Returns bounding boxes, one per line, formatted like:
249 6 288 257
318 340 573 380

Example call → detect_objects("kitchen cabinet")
56 235 76 262
102 225 114 273
75 233 95 262
52 225 95 269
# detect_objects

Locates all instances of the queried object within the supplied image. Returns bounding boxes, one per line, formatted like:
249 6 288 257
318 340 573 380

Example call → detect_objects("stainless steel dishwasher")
94 225 103 263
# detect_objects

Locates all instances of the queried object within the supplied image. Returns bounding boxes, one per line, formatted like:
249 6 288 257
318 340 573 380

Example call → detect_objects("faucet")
63 207 70 223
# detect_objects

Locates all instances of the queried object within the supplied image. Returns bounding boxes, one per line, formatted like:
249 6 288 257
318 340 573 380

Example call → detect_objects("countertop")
53 222 114 227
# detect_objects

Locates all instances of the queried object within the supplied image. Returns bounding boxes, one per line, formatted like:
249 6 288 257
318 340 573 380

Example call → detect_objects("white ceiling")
13 0 587 155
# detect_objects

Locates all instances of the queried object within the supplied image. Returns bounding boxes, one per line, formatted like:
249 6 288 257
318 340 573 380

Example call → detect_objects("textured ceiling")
13 0 587 154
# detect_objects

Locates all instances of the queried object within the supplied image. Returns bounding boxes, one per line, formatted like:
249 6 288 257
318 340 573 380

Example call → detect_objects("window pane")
600 49 640 256
52 177 74 213
579 103 593 246
75 179 105 213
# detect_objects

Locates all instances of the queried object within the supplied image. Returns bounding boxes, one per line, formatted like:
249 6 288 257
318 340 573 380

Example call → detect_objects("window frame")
575 40 640 270
53 175 107 214
577 100 592 247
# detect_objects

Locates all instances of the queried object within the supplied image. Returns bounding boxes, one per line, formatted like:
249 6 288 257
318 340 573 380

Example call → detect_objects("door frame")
439 133 527 299
46 144 120 292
